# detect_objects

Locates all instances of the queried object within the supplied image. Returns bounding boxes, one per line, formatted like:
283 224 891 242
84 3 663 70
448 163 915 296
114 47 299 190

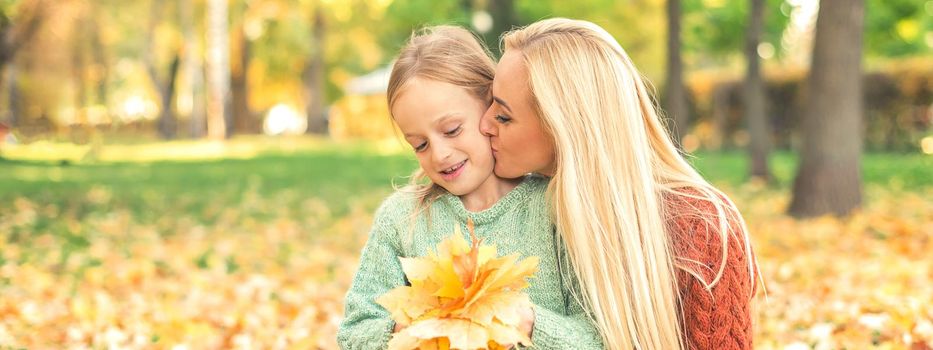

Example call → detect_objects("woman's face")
480 50 556 178
392 78 497 196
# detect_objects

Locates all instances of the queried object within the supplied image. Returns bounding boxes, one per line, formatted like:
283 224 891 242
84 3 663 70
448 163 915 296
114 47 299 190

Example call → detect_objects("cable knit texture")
666 190 757 350
338 177 756 350
337 176 604 349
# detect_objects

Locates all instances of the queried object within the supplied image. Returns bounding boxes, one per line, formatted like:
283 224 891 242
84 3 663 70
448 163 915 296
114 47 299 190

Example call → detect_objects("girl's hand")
518 304 535 339
502 306 536 349
392 307 533 343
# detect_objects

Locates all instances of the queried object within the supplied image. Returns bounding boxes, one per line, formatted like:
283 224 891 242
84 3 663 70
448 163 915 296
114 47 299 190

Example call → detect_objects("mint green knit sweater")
337 176 604 349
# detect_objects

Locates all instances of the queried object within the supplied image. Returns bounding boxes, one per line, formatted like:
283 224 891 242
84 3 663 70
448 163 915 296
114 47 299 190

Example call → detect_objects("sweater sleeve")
670 195 758 350
337 200 407 350
530 299 604 349
528 243 604 349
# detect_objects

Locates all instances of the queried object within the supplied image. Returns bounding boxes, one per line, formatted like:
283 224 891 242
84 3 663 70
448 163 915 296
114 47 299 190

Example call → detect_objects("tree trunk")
304 3 327 134
788 0 864 218
485 0 515 57
182 0 206 138
4 64 21 127
90 25 108 107
206 0 231 140
1 62 8 125
231 25 252 134
72 18 88 128
664 0 688 148
158 54 182 139
144 0 181 140
86 2 108 107
711 85 728 151
459 0 473 15
0 0 45 78
745 0 772 181
0 0 45 127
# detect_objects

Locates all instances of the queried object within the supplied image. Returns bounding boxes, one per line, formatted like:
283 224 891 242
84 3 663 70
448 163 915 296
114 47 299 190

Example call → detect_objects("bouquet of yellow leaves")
377 220 540 350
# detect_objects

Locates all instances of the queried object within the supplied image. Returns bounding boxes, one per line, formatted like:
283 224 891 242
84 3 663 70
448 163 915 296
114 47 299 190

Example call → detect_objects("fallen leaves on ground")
0 184 930 349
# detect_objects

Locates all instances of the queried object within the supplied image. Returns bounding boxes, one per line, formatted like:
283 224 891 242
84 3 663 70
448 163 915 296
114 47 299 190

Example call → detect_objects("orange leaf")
379 219 538 349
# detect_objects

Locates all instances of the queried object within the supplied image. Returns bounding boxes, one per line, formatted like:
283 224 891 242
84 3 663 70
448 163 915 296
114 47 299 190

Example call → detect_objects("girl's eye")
414 142 427 152
444 126 462 137
495 114 512 124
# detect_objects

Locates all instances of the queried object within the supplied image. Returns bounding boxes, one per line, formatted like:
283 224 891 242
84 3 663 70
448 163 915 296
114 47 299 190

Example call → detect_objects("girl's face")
480 50 556 178
392 78 497 196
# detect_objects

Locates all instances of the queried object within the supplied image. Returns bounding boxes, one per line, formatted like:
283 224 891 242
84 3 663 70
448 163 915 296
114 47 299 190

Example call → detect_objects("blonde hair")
503 18 759 349
386 25 496 218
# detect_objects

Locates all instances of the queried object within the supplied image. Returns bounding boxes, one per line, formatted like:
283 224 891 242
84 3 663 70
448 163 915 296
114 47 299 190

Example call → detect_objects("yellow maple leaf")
377 219 538 350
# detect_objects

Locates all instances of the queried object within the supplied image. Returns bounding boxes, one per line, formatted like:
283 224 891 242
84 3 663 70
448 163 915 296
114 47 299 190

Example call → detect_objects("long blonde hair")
503 18 758 349
386 25 496 216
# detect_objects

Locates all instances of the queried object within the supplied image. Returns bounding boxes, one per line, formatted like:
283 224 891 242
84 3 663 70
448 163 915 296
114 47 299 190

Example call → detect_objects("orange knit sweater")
666 191 758 350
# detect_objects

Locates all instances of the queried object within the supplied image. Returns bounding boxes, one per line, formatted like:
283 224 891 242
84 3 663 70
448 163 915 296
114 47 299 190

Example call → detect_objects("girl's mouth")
440 160 467 180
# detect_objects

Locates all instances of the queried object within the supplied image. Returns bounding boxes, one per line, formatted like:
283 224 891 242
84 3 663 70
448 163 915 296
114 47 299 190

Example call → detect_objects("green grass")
1 139 930 231
2 152 414 226
688 151 933 190
0 138 929 273
0 139 416 239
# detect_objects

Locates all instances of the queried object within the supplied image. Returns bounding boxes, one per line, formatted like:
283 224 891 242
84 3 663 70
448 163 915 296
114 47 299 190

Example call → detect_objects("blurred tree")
304 0 326 134
664 0 689 147
865 0 932 57
206 0 230 140
485 0 516 57
4 0 927 140
87 5 109 110
744 0 771 181
145 0 183 139
158 54 182 139
231 1 253 134
380 0 469 57
459 0 474 28
682 0 789 65
72 11 89 129
0 0 45 127
246 0 309 108
789 0 865 218
63 0 112 139
182 0 206 138
518 0 667 81
3 64 17 127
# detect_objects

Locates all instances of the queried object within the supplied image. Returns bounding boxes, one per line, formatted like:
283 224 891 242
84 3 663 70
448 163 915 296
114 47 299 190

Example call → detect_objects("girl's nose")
431 141 453 164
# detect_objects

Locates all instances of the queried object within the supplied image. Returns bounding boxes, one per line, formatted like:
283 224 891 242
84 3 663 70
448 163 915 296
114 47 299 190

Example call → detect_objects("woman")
480 18 760 349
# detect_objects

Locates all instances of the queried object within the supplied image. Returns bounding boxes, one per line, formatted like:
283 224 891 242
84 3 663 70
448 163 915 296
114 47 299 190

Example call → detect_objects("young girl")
337 26 604 349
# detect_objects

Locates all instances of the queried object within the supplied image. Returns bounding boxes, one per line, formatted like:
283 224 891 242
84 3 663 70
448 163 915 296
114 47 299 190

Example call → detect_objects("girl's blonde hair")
502 18 759 349
386 26 496 218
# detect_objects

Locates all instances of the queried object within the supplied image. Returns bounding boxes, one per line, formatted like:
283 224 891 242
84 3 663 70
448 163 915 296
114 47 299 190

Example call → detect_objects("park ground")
0 136 931 349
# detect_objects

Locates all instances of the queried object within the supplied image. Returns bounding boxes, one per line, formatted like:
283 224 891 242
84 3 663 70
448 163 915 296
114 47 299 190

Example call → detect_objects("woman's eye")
495 114 512 124
414 142 427 152
444 126 462 137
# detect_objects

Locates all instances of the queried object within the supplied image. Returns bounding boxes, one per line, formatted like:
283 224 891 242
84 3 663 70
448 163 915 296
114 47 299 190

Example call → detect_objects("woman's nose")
480 109 497 137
